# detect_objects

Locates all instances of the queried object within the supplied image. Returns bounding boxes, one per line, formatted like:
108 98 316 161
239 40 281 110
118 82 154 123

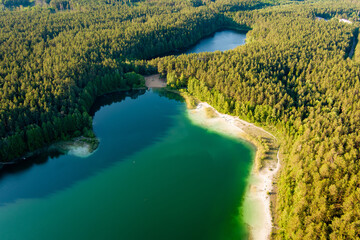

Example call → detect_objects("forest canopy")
0 0 360 239
151 2 360 239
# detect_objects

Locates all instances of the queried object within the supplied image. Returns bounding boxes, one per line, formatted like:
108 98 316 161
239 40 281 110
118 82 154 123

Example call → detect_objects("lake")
0 30 252 240
185 29 247 53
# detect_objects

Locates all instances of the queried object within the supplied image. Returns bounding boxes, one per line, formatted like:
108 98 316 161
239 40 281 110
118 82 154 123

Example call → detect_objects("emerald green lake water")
0 30 253 240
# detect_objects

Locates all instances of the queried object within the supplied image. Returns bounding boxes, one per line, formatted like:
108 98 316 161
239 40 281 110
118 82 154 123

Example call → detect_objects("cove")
0 90 254 240
0 30 252 240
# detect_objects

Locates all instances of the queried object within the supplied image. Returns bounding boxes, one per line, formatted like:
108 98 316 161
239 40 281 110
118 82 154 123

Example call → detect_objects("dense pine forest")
1 0 360 239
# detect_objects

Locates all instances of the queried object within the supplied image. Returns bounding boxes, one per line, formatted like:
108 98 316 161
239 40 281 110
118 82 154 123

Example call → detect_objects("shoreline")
145 74 167 88
0 136 99 167
0 86 147 165
186 101 280 240
147 26 250 60
53 136 99 158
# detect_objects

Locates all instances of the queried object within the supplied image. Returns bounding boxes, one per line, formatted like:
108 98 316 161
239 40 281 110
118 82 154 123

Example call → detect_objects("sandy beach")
54 137 99 158
187 102 280 240
145 74 167 88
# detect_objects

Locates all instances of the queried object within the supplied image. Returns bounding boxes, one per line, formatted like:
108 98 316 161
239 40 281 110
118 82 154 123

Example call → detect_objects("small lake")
0 30 251 240
185 30 247 53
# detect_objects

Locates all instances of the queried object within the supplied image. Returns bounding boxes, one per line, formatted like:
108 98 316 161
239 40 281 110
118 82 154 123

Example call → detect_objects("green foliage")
1 0 31 8
0 0 238 161
124 72 145 88
1 0 360 238
154 2 360 238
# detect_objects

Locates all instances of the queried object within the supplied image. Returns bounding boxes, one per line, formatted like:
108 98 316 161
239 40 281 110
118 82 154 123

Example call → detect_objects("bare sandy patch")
187 101 280 240
54 137 99 158
145 74 167 88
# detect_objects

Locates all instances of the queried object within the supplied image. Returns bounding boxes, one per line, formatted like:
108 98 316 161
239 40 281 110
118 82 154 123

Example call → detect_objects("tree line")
152 2 360 238
1 0 360 238
0 0 240 161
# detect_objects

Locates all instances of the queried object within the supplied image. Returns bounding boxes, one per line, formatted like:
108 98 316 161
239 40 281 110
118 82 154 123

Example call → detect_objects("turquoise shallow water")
0 90 254 240
0 30 252 240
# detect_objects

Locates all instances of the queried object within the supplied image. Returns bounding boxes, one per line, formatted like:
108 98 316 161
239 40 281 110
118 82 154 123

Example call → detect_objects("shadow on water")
0 89 183 205
0 149 63 176
150 29 248 59
153 88 185 102
89 89 147 116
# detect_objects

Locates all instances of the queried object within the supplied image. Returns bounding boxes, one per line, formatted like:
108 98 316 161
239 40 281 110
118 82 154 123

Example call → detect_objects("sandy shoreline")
187 102 280 240
54 136 99 158
145 74 167 88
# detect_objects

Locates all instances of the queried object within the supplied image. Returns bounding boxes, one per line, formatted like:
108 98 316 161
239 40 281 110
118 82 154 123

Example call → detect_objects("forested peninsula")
1 0 360 239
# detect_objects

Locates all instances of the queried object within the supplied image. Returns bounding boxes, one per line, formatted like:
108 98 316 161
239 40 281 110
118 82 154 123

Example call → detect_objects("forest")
153 1 360 239
1 0 360 239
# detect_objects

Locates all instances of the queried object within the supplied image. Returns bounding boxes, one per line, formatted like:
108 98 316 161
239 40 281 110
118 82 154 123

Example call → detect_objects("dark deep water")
0 31 252 240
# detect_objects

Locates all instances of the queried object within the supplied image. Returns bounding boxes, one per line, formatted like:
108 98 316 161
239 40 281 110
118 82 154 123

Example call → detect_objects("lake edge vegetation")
1 0 360 239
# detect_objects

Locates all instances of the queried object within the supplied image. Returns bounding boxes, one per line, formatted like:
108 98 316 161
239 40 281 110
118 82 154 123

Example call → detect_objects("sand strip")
187 102 280 240
145 74 167 88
